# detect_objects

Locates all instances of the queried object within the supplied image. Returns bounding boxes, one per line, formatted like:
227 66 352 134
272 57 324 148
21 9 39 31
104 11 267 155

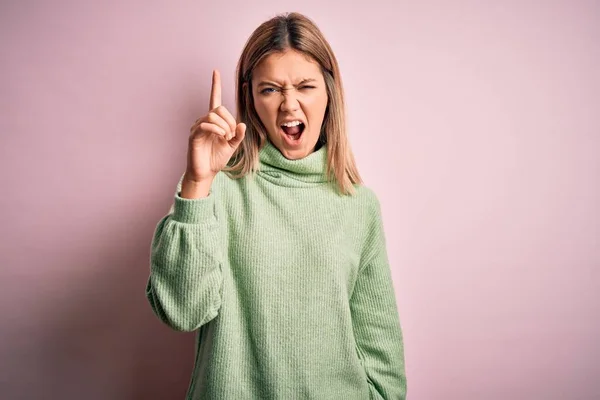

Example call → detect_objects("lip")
279 125 304 147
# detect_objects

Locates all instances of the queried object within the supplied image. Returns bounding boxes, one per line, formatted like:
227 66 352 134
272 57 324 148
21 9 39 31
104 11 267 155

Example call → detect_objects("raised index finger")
209 69 221 111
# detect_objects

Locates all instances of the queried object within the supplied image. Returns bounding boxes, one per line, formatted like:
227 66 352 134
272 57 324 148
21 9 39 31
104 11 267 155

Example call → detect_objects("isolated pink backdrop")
1 1 598 399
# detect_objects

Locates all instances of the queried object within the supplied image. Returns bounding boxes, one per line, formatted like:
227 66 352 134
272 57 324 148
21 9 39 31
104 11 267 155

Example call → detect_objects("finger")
206 112 230 136
197 122 226 137
213 106 237 134
189 116 207 133
209 69 221 111
229 123 246 147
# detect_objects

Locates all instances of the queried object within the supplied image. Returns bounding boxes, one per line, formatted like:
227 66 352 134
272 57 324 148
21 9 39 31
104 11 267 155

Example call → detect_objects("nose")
279 89 299 113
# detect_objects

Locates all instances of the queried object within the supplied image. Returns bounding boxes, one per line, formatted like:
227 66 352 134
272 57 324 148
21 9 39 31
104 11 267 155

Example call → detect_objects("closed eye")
260 85 316 95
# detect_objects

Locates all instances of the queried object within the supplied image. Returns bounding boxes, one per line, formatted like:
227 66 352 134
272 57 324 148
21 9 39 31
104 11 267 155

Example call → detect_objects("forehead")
253 50 323 82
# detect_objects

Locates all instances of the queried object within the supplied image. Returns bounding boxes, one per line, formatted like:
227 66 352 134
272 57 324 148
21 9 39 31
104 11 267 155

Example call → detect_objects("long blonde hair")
224 12 363 195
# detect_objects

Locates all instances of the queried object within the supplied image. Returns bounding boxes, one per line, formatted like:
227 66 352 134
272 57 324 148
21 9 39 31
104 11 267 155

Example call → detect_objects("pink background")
1 1 598 399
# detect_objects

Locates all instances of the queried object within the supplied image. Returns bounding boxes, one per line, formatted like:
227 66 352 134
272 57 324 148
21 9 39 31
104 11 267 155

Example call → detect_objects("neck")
257 139 329 187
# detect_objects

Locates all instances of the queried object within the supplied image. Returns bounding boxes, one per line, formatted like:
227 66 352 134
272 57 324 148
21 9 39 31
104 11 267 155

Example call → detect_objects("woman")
146 12 407 400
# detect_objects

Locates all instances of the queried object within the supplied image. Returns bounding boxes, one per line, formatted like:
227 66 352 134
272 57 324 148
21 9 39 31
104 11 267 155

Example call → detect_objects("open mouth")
280 121 305 142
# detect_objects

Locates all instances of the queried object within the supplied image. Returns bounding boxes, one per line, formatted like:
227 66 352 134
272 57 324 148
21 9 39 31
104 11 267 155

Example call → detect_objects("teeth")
281 120 302 127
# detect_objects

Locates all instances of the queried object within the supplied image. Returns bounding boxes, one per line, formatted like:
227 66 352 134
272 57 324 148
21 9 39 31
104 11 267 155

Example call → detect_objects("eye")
299 85 316 90
260 87 277 94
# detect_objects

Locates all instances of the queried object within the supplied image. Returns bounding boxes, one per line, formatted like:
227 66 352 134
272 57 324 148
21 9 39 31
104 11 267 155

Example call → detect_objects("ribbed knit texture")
146 140 407 399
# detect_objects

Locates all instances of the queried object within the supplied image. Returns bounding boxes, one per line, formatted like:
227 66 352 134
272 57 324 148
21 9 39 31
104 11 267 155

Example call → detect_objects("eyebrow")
256 78 317 88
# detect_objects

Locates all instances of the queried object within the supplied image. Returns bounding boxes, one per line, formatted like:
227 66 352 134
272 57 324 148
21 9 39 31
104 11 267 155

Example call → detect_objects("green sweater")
146 140 407 399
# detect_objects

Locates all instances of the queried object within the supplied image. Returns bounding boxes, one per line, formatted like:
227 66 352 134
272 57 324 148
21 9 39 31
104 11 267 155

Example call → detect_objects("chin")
277 139 319 160
279 148 307 160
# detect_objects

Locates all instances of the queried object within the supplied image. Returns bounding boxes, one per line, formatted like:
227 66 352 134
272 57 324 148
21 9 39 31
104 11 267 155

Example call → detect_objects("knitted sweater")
145 140 407 399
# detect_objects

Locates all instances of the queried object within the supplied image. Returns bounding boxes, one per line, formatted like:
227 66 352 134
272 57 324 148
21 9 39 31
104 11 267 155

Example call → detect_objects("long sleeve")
145 180 225 332
350 196 407 399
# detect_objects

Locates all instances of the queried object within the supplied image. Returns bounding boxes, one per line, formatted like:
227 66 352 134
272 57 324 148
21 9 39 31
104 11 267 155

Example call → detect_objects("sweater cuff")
171 191 216 224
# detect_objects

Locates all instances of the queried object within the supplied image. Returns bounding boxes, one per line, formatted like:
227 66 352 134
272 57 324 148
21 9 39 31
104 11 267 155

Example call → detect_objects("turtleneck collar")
257 140 329 187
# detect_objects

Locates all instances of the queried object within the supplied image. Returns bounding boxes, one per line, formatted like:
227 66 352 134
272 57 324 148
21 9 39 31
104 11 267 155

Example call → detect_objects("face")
251 49 329 160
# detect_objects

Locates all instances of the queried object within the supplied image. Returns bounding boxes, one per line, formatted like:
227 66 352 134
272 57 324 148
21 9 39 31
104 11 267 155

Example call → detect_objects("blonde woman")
146 12 407 400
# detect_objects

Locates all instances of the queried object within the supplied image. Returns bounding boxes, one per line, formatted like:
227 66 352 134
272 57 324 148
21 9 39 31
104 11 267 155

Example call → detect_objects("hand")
184 69 246 184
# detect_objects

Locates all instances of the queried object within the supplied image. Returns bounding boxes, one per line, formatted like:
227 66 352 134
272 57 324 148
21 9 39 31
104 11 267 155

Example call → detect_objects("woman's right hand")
184 70 246 186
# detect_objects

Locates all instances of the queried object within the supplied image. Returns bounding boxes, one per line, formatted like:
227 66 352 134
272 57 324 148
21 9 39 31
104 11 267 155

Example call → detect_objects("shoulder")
349 184 386 245
351 184 383 219
351 184 389 267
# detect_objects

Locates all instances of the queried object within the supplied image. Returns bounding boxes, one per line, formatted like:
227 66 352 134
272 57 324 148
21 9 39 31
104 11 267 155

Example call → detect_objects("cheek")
253 100 273 126
255 98 278 120
304 94 328 122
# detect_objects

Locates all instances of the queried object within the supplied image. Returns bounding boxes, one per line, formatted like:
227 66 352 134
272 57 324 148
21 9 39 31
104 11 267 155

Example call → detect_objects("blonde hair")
223 12 363 195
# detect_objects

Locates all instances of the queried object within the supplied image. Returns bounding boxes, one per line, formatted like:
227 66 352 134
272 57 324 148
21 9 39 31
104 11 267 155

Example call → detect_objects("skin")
250 49 329 160
180 49 329 198
181 70 246 199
